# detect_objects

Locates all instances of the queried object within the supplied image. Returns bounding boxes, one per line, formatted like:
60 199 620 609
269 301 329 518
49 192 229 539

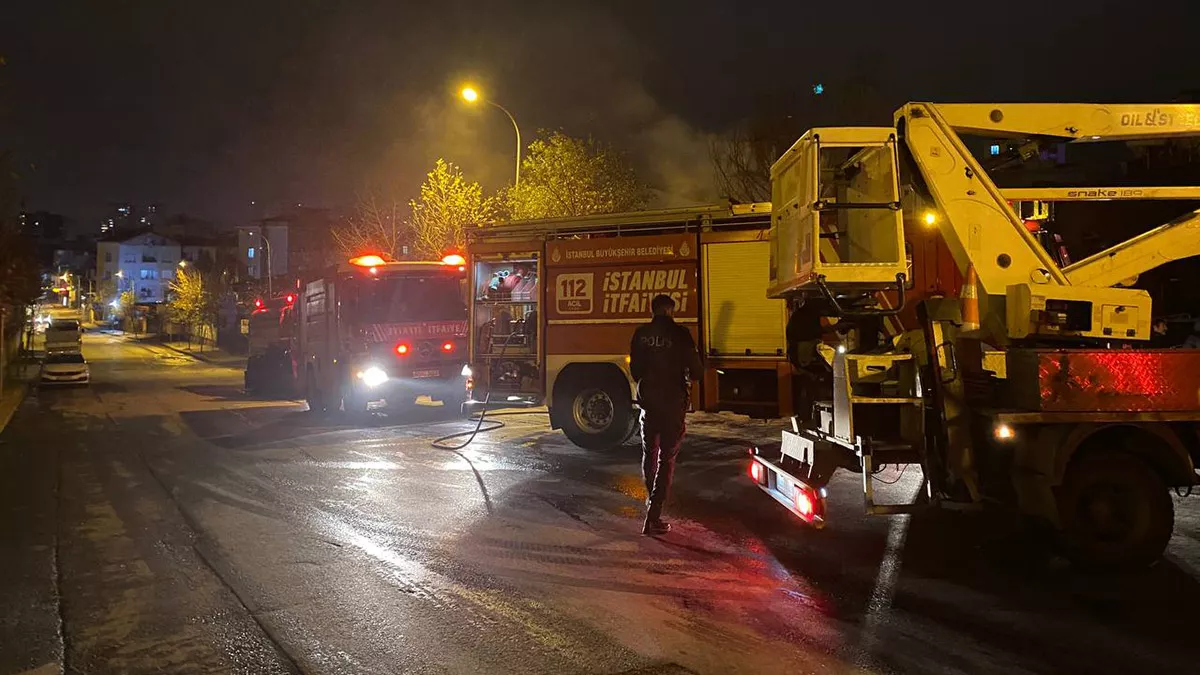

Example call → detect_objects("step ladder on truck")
749 103 1200 568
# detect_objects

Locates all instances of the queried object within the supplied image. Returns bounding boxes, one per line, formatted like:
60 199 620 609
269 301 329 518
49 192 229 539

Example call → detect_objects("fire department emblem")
679 240 690 257
551 246 561 263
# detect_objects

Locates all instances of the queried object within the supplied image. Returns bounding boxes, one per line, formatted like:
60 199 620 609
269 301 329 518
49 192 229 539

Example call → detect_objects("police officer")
629 294 703 536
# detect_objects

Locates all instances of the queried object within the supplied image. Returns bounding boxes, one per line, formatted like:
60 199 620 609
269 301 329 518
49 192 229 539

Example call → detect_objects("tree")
0 228 40 308
408 159 494 259
332 192 410 261
504 131 648 220
167 268 216 350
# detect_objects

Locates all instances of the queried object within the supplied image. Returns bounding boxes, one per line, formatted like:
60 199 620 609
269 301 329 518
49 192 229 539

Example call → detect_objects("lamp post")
248 229 273 297
460 85 522 186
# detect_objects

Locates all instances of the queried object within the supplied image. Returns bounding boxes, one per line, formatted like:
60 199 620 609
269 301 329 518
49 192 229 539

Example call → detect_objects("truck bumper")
749 444 828 529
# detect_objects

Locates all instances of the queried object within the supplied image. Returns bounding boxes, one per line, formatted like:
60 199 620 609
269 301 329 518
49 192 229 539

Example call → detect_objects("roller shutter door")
704 241 787 356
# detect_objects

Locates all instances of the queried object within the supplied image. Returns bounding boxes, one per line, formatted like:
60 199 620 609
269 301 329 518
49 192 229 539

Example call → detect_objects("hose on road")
429 330 524 451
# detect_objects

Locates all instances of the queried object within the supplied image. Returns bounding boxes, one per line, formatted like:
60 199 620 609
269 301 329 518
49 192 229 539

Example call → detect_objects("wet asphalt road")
3 332 1200 674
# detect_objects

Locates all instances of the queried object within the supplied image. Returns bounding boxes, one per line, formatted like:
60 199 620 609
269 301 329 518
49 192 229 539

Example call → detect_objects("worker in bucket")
629 293 703 536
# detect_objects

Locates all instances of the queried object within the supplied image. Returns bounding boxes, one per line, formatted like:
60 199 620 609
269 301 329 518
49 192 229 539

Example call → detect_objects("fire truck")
244 293 300 396
749 102 1200 568
244 254 470 414
462 203 956 449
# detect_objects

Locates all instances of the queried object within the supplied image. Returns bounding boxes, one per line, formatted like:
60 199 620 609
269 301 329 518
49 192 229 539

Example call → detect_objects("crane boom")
933 103 1200 141
897 103 1069 306
1063 209 1200 288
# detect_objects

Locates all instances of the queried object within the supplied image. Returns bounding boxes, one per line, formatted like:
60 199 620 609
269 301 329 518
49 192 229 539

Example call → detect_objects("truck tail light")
395 342 410 356
749 460 766 485
442 341 455 353
795 489 814 517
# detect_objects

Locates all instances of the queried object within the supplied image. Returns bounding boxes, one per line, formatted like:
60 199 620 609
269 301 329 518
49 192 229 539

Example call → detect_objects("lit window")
248 247 256 259
989 144 1001 156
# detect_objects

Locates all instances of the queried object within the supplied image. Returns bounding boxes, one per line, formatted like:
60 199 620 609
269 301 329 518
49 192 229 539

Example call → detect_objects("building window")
105 251 113 263
248 247 256 259
139 269 158 280
104 271 112 280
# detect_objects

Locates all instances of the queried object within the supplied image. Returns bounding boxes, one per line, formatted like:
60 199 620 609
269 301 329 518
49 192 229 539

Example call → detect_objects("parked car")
41 352 89 385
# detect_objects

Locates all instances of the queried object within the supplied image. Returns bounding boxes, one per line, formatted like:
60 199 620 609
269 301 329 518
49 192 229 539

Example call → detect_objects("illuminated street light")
459 84 521 186
178 260 188 268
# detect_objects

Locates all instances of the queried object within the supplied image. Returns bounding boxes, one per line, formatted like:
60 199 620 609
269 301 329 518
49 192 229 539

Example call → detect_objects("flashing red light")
795 488 814 517
749 461 764 483
441 341 455 353
285 293 295 305
350 255 386 267
395 342 410 356
441 253 466 266
254 298 263 308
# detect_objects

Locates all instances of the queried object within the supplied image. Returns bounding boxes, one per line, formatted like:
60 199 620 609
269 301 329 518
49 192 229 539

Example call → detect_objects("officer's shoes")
642 518 671 536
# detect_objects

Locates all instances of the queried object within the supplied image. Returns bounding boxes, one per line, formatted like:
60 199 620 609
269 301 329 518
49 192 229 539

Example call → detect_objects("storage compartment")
472 256 541 393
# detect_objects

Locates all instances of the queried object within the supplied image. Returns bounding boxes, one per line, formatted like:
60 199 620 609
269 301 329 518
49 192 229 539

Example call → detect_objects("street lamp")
178 260 188 268
460 85 522 186
249 229 273 297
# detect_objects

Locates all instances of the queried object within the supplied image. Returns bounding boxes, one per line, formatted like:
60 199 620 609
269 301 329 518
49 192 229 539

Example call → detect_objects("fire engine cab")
253 254 470 415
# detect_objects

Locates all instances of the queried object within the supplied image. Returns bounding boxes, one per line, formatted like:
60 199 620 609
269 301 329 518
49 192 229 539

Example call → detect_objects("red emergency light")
285 293 295 305
441 253 466 266
395 342 410 356
254 298 263 309
350 254 386 267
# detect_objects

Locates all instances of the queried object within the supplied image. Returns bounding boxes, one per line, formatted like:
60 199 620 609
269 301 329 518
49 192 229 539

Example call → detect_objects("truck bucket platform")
749 450 827 528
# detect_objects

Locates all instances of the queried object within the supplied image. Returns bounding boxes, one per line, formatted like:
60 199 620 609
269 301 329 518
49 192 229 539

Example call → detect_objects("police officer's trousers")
641 406 686 523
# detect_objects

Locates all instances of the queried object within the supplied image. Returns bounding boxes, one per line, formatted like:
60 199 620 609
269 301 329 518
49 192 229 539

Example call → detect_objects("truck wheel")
245 355 261 393
556 368 633 450
1057 451 1174 569
305 371 326 415
343 384 369 418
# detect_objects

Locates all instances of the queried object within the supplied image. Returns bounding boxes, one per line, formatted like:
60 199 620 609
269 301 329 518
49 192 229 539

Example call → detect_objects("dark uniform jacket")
629 315 704 412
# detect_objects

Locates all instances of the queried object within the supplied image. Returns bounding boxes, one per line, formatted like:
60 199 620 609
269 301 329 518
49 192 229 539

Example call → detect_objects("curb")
155 341 244 369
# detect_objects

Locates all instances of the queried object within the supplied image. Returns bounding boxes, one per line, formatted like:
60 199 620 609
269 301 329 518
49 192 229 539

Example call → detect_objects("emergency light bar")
349 255 386 267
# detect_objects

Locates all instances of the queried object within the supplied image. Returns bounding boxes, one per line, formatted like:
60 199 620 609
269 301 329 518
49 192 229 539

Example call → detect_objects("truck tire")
343 383 369 418
244 355 261 393
1057 451 1174 569
555 367 634 451
305 371 327 415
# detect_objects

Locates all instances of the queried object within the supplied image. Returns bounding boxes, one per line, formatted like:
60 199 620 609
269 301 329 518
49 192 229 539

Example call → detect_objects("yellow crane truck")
749 103 1200 568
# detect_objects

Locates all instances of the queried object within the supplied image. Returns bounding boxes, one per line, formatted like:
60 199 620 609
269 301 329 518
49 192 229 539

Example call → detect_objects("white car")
41 352 89 385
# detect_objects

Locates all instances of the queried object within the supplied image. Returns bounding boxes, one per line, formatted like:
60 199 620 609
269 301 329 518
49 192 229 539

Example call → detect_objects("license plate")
411 369 440 378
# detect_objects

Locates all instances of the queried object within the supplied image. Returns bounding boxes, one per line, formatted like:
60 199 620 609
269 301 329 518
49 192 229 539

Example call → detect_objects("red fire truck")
463 202 974 450
244 293 300 396
245 254 471 415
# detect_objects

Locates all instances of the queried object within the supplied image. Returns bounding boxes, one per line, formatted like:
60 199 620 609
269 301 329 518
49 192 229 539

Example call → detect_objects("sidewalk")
0 355 39 437
155 340 246 370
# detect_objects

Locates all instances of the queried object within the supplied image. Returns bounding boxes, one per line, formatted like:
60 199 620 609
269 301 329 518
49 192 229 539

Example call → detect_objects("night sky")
3 1 1198 230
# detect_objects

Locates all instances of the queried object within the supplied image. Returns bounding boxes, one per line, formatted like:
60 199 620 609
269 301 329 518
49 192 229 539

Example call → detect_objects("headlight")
357 366 388 388
460 364 472 378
